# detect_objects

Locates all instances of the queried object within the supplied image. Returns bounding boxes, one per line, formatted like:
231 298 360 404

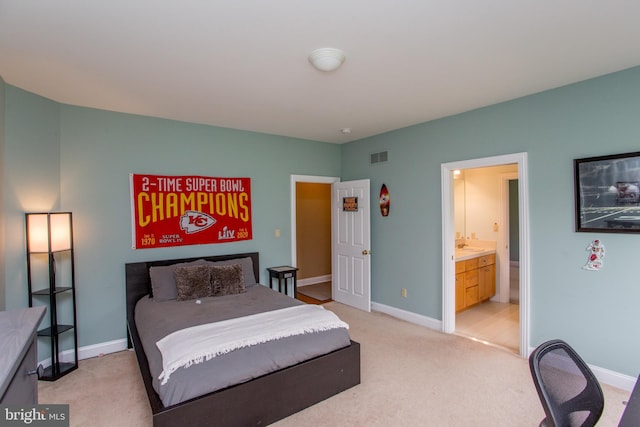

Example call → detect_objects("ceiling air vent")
370 150 389 165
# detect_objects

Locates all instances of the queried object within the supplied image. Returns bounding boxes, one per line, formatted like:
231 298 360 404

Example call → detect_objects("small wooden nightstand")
267 266 299 297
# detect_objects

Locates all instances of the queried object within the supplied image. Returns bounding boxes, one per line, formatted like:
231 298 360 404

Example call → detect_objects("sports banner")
130 174 252 249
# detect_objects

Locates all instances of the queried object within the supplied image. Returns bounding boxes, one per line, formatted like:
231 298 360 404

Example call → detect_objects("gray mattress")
135 284 351 407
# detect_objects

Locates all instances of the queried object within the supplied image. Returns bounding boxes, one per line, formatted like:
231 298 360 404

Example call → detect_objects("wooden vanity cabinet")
478 255 496 301
455 262 465 312
455 253 496 312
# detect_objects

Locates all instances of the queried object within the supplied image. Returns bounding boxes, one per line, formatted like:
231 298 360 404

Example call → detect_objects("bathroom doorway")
441 153 530 358
453 166 519 353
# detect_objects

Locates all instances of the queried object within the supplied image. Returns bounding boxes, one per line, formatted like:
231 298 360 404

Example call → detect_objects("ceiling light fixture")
308 48 346 72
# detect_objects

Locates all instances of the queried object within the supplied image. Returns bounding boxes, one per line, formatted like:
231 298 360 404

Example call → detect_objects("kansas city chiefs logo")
180 210 216 234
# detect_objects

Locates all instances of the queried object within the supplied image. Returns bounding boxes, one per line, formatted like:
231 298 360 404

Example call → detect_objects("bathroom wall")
509 180 520 262
453 174 465 239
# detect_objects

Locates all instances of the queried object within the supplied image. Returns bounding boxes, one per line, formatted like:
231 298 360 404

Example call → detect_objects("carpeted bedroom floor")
39 301 630 426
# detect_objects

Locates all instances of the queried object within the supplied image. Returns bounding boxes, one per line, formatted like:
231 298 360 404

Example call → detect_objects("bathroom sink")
459 247 485 252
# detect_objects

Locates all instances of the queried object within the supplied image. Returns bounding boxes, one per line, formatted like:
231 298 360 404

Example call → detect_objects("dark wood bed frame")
125 252 361 427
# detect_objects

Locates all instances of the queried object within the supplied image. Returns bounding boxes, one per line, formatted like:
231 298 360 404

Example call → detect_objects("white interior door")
332 179 371 312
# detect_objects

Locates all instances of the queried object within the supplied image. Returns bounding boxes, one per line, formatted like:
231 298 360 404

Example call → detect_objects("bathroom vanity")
455 249 496 312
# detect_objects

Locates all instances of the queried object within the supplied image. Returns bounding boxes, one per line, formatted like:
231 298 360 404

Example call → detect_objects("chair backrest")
529 339 604 427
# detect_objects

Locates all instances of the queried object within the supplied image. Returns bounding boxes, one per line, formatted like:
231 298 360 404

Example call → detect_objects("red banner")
130 174 252 249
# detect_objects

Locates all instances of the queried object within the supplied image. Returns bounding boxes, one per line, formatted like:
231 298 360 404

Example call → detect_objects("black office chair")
529 339 604 427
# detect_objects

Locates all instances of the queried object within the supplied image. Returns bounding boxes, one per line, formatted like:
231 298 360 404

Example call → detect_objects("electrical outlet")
401 288 407 298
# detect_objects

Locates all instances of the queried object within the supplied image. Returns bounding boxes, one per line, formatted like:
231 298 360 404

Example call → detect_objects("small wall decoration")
574 151 640 233
343 196 358 212
582 239 605 271
130 174 252 249
379 184 390 217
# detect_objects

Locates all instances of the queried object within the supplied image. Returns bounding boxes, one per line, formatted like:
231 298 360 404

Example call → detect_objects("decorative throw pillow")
205 257 256 288
211 264 246 296
149 259 207 302
174 265 213 301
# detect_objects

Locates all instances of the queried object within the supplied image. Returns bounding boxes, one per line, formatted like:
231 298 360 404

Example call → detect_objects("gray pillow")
205 257 256 287
149 259 206 302
211 264 246 296
174 265 213 301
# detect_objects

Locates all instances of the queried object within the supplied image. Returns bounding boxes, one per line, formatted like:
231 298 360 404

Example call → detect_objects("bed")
126 252 361 427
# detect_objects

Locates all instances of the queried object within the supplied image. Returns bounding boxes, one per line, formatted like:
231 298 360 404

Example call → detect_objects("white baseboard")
371 302 442 331
590 364 636 391
38 338 128 367
297 274 332 287
77 338 128 360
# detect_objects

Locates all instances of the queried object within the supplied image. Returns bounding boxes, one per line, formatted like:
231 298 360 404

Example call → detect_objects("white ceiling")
1 1 640 144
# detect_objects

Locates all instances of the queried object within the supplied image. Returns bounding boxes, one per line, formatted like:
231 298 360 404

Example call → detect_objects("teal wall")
341 66 640 376
3 87 61 310
4 89 341 348
3 65 640 378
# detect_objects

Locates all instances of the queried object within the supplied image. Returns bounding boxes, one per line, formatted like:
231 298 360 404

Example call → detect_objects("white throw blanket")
156 304 349 385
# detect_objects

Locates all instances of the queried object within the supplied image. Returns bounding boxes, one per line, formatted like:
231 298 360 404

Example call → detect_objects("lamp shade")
26 212 72 252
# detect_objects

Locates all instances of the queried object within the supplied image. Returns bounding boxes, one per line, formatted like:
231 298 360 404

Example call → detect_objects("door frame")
290 175 340 268
441 152 530 358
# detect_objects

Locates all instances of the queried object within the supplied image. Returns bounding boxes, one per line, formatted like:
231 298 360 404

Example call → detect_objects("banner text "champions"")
136 177 249 227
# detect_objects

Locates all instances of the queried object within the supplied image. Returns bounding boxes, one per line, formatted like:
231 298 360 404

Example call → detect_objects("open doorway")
452 165 519 353
290 175 339 304
441 153 530 358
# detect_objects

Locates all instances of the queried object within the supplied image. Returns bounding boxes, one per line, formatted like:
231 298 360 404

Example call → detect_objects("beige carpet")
38 346 152 426
39 302 630 426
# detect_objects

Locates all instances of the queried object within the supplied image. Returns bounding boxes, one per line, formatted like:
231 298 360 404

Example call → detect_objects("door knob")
27 364 44 378
362 250 371 255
